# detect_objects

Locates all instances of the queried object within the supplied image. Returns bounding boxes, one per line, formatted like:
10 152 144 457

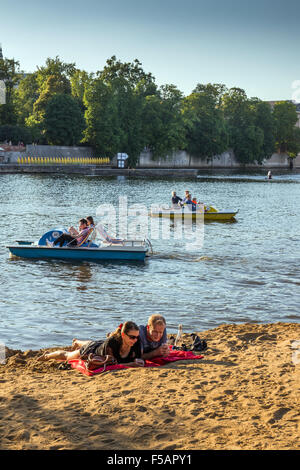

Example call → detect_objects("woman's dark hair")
86 216 94 225
110 321 139 343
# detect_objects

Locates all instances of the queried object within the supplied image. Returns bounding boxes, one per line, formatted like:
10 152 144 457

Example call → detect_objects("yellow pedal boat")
150 205 238 221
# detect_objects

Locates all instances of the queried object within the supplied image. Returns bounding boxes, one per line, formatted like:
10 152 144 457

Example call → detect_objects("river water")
1 170 299 350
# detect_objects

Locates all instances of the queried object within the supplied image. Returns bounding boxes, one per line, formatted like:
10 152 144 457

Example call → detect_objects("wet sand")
0 322 299 450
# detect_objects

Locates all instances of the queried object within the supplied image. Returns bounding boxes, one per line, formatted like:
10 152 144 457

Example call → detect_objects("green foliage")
83 78 121 155
84 56 187 163
182 83 228 159
32 74 71 122
0 102 17 126
14 73 39 125
24 57 76 138
250 99 275 160
70 70 94 113
0 56 22 125
35 56 76 89
0 124 32 144
288 127 300 158
84 56 159 165
44 94 85 146
221 88 270 164
99 56 155 91
1 52 300 163
143 84 186 159
272 101 300 155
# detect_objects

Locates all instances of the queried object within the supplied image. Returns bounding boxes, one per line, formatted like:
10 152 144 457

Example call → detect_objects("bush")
0 125 32 144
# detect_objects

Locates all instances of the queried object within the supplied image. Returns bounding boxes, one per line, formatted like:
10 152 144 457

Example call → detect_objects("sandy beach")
0 322 299 451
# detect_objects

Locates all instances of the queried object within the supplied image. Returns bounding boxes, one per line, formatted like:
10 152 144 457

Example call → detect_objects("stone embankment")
1 144 300 173
0 164 199 177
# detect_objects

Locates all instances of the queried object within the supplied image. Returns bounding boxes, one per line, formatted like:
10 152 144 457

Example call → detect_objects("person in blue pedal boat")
47 218 90 247
86 216 95 229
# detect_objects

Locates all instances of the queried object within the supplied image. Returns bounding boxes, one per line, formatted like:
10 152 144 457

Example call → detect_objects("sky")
1 0 300 101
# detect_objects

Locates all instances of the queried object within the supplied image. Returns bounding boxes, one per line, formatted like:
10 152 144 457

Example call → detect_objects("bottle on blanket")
174 324 183 348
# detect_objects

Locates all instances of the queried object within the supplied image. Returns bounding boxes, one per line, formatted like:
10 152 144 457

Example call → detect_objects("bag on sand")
85 353 117 371
191 335 207 352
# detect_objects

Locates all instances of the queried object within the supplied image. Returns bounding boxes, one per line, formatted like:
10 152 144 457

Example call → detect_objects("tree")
183 83 228 160
193 83 227 106
33 74 71 118
100 57 158 165
221 88 265 164
84 56 158 165
143 84 186 158
14 72 39 125
250 99 275 161
83 78 121 155
0 124 32 144
25 57 76 139
43 94 86 145
99 56 155 92
0 56 22 125
272 101 300 155
35 56 76 89
70 69 94 113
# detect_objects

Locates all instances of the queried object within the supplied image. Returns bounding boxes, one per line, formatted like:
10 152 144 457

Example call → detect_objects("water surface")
1 170 299 349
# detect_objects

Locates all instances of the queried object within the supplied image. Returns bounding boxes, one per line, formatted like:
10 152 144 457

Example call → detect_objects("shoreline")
1 322 299 450
0 164 299 177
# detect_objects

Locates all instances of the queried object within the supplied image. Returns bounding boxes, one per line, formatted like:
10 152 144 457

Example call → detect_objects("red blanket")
68 349 204 377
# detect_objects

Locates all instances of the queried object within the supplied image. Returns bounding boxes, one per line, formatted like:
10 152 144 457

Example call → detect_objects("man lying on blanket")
139 314 169 359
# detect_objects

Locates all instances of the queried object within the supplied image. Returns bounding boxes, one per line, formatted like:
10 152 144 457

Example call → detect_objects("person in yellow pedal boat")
183 194 197 211
171 191 182 206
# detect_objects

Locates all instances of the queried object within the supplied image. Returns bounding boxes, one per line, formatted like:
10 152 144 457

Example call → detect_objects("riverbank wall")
1 144 300 171
0 164 200 177
137 149 300 169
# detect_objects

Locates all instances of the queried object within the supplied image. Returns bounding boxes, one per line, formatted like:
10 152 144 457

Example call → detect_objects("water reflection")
74 264 92 291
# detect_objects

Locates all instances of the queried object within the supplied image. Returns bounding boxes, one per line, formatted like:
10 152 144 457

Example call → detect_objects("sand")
0 322 299 451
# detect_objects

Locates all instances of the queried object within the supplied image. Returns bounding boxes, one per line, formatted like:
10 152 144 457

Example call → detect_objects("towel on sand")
68 349 204 376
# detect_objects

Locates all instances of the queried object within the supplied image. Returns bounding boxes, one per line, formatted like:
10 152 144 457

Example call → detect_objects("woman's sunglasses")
126 333 139 341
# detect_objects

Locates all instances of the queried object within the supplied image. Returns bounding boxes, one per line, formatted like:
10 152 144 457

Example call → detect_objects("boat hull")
7 245 147 262
150 211 237 221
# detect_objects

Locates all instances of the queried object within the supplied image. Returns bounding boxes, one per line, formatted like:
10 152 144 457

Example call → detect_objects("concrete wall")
294 154 300 167
26 145 96 159
0 151 23 163
138 150 240 168
137 149 294 168
1 144 299 168
262 153 289 167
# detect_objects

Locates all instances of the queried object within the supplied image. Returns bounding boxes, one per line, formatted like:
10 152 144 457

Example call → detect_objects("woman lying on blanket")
37 321 145 367
74 314 169 360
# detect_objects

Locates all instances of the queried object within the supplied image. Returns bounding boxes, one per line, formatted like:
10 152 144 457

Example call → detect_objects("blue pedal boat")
7 227 151 262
